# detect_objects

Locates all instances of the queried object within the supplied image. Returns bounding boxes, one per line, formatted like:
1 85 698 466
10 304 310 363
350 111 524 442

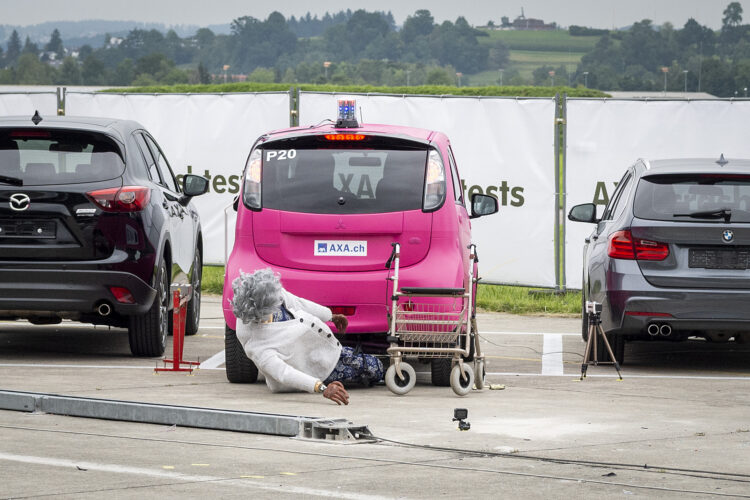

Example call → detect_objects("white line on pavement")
0 363 152 369
199 350 225 370
0 452 393 500
487 371 750 380
541 334 564 376
480 331 578 336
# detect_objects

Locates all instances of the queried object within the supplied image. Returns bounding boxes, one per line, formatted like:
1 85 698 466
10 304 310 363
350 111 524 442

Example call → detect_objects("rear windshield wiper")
673 208 732 222
0 174 23 186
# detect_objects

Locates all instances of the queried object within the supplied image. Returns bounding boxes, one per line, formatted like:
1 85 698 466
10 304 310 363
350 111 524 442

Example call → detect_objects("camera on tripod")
585 301 602 315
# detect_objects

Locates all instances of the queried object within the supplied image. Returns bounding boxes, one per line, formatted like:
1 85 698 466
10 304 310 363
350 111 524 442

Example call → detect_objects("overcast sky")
0 0 735 30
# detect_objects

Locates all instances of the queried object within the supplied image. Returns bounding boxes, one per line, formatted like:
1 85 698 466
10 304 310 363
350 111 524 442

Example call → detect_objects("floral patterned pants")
324 346 384 386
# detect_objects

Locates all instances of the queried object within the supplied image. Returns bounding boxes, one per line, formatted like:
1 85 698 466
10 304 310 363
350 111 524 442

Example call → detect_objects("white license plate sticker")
314 240 367 256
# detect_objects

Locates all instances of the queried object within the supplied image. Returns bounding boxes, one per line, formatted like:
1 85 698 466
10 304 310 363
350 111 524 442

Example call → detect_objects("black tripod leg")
598 326 623 380
580 324 594 380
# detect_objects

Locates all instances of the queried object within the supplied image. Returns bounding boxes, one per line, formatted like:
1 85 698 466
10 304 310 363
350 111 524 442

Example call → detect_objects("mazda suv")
0 113 208 356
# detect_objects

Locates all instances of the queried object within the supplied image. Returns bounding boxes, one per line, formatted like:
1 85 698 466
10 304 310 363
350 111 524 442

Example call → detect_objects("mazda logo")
9 193 30 211
722 229 734 243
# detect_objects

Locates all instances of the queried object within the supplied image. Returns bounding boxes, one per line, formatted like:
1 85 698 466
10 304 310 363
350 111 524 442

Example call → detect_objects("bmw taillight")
87 186 150 212
608 230 669 261
423 150 446 211
243 149 262 209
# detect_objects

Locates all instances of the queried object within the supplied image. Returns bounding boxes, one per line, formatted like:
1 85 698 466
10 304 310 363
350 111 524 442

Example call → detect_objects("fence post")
289 86 299 127
554 93 567 292
56 87 66 115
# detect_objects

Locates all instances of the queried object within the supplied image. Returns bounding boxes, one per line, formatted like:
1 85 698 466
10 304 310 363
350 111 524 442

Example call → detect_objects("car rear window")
634 174 750 223
0 129 124 186
260 147 427 214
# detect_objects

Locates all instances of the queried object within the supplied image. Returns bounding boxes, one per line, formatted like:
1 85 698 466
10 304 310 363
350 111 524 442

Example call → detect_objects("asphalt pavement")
1 295 749 499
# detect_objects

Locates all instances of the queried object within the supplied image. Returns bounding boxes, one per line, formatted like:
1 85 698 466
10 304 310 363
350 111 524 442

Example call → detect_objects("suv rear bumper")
0 269 155 319
605 288 750 336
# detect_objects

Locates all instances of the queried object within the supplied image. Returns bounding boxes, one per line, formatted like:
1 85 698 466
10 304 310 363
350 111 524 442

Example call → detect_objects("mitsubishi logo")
9 193 31 211
335 218 346 230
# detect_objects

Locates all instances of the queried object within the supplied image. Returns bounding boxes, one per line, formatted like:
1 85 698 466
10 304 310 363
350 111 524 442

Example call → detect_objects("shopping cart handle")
385 242 398 269
468 244 479 263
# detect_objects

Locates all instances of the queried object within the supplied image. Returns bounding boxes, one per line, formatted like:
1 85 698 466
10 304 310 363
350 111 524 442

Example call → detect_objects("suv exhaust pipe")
97 302 112 317
659 324 672 337
647 323 660 336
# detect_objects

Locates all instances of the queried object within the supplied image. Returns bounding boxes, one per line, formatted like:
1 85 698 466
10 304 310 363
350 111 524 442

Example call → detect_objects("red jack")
155 285 200 373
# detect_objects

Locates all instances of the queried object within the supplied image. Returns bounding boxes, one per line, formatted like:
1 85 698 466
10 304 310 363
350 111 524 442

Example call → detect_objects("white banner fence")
4 89 750 289
300 92 559 287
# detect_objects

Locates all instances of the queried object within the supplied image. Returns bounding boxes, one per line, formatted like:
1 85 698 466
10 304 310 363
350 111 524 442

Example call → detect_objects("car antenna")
31 110 43 125
716 153 728 167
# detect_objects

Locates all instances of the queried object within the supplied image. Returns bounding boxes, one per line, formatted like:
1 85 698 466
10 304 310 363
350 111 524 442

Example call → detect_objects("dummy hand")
331 314 348 334
323 381 350 405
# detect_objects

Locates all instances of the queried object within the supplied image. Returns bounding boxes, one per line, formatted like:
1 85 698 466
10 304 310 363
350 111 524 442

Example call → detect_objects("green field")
479 29 601 52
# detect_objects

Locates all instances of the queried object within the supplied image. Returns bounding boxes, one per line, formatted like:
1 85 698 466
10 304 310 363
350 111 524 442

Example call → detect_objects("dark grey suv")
568 157 750 364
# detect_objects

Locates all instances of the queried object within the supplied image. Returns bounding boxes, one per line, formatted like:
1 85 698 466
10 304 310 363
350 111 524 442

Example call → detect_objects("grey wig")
231 268 283 324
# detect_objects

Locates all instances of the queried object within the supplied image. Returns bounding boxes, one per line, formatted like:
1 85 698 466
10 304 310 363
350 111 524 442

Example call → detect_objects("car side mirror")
568 203 599 223
182 174 209 197
470 193 499 219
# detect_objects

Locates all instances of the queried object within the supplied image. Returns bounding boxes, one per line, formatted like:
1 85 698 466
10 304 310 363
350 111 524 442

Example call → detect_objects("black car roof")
0 114 144 143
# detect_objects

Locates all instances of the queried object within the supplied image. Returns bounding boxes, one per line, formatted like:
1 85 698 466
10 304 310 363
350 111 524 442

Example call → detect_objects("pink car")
223 101 497 384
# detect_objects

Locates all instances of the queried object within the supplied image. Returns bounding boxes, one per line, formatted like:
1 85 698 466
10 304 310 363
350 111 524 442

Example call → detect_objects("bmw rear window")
634 174 750 223
0 129 125 186
260 146 428 214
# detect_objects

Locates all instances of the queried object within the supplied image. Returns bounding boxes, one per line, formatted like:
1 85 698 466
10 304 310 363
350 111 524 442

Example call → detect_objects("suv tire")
128 259 169 357
225 325 258 383
185 247 202 336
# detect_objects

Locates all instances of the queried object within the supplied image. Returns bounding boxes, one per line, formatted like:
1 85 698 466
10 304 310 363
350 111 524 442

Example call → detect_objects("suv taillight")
423 150 446 211
608 230 669 261
87 186 150 212
243 149 262 209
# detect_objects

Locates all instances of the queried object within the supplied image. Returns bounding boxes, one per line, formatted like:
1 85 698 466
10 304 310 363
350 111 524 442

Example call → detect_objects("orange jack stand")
155 285 200 374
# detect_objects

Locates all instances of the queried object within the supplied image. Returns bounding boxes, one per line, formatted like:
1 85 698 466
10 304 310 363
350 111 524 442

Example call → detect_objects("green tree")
57 56 81 84
5 30 21 67
22 36 40 57
425 67 454 85
16 53 52 84
248 66 275 82
402 9 434 43
44 29 65 59
197 62 211 84
722 2 743 29
81 55 107 85
111 58 136 85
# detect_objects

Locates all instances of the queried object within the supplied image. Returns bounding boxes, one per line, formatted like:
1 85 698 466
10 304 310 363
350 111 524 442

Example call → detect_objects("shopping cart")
383 242 484 396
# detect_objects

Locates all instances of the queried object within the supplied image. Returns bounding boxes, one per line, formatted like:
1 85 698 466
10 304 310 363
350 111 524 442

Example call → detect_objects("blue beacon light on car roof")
336 99 359 128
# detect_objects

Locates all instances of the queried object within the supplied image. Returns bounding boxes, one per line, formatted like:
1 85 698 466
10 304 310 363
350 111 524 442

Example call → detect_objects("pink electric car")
223 100 498 384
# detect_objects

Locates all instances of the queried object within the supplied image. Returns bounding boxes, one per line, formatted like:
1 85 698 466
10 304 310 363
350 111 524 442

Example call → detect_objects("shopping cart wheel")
473 359 485 390
450 363 474 396
385 363 416 395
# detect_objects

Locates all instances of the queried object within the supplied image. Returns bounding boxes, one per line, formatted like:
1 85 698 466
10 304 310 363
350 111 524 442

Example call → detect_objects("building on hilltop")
512 8 556 30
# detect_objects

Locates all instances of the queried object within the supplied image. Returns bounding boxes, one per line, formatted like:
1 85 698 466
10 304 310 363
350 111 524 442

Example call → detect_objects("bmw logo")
722 229 734 243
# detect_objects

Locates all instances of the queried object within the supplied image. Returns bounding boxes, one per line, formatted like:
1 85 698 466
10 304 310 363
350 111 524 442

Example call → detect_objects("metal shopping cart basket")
383 242 485 396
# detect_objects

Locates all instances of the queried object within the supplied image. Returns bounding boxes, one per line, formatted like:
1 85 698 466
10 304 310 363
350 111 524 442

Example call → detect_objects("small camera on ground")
453 408 470 431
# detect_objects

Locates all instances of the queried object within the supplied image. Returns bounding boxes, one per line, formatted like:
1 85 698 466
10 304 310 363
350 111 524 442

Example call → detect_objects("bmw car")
568 156 750 364
0 113 208 356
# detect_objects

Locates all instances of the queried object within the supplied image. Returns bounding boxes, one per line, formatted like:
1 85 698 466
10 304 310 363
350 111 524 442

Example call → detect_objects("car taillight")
87 186 150 212
243 149 262 209
423 150 446 211
608 230 669 261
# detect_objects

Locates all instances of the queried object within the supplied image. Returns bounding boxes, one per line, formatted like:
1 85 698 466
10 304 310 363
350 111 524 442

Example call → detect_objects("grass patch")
202 265 580 316
479 29 601 52
477 285 579 316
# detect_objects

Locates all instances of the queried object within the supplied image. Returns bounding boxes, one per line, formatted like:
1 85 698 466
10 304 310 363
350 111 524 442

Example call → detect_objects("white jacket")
236 289 342 393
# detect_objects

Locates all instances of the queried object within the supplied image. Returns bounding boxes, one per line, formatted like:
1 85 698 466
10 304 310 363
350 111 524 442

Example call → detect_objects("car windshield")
0 129 125 186
259 148 428 214
634 173 750 223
